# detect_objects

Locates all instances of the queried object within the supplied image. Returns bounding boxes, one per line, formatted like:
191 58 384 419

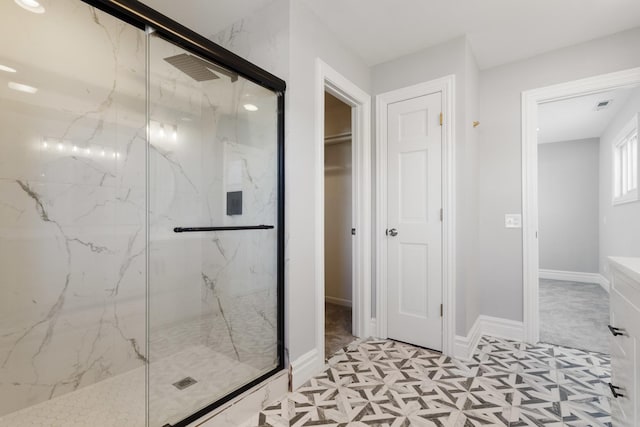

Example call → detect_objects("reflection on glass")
0 0 147 425
147 34 279 426
0 1 280 426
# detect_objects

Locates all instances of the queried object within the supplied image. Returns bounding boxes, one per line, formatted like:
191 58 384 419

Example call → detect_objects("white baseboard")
539 269 610 293
325 296 352 308
289 348 321 390
598 274 610 293
453 318 482 361
369 318 378 338
481 315 525 341
454 315 524 361
539 269 601 284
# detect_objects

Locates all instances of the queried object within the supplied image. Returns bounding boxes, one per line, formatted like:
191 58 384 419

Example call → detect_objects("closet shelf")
324 165 352 172
325 132 352 145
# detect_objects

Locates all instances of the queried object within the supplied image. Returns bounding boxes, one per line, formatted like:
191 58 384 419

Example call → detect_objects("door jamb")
315 59 372 366
521 67 640 344
375 75 456 355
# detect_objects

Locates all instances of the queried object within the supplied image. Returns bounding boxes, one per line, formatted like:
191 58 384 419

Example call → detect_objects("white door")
386 92 443 350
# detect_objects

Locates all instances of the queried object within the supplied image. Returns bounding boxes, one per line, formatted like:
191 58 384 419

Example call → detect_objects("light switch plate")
505 214 522 228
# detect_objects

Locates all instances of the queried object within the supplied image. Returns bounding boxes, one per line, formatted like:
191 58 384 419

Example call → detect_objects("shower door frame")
81 1 286 426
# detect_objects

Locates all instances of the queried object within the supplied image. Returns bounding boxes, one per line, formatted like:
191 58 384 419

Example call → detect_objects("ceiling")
300 0 640 68
538 87 637 144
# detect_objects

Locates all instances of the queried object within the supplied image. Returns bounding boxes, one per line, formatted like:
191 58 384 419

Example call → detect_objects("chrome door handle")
386 228 398 237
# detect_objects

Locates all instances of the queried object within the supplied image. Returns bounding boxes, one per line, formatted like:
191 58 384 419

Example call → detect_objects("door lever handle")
386 228 398 237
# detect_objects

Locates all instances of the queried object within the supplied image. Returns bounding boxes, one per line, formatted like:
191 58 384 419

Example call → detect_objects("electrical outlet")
505 214 522 228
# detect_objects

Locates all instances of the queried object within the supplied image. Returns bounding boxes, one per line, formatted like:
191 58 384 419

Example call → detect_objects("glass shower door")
147 33 280 426
0 1 147 425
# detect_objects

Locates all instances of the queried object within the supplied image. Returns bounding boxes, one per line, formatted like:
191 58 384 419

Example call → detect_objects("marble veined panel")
0 0 146 418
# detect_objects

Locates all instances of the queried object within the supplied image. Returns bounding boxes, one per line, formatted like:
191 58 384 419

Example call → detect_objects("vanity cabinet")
609 257 640 427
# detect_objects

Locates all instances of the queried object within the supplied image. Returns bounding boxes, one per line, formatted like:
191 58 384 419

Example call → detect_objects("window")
613 113 639 205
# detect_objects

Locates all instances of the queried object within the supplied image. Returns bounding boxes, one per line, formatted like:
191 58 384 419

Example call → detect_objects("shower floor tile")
0 345 263 427
149 345 263 426
0 364 145 427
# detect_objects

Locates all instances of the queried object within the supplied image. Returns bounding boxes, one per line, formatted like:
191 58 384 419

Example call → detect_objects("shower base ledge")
189 369 288 427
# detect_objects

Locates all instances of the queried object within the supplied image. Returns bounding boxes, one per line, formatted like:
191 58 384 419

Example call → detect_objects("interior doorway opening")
536 85 640 354
522 68 640 348
323 92 356 357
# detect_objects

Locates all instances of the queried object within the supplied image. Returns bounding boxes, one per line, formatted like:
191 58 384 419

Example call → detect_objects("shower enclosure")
0 0 285 426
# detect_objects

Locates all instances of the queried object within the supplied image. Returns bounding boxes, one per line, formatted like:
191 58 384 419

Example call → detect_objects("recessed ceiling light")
14 0 45 13
8 81 38 94
0 64 17 73
243 103 258 112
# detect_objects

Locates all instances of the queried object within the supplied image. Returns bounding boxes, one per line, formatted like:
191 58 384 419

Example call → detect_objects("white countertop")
609 257 640 284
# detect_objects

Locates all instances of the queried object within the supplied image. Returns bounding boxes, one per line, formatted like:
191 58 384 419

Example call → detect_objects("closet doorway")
324 92 356 356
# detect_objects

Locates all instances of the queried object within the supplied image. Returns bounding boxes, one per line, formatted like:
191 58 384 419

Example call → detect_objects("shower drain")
172 377 198 390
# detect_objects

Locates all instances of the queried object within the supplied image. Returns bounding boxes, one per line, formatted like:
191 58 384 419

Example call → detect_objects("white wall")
600 86 640 280
478 27 640 323
372 36 481 335
538 138 600 273
287 1 370 361
461 42 481 333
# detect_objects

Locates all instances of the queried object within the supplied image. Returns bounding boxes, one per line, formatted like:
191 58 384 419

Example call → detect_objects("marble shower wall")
210 0 289 368
0 0 146 418
0 0 281 420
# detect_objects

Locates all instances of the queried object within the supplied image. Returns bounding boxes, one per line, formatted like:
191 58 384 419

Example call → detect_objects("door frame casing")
315 59 372 366
375 75 456 355
521 67 640 344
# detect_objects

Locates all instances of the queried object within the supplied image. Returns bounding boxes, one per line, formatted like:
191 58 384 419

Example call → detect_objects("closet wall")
324 93 352 306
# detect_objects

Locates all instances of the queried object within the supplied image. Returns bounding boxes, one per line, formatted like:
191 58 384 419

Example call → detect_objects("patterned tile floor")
245 336 612 426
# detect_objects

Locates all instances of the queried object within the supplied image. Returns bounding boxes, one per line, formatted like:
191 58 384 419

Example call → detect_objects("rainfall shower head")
164 53 218 82
163 53 238 83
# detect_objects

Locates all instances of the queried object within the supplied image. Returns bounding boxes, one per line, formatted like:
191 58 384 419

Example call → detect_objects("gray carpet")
539 278 610 354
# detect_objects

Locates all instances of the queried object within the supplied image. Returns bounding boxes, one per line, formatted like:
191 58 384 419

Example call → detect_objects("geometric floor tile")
243 336 612 427
560 396 612 426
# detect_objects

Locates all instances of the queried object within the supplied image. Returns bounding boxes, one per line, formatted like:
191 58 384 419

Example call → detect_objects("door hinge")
439 112 443 126
440 208 443 222
440 304 443 317
351 228 356 236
